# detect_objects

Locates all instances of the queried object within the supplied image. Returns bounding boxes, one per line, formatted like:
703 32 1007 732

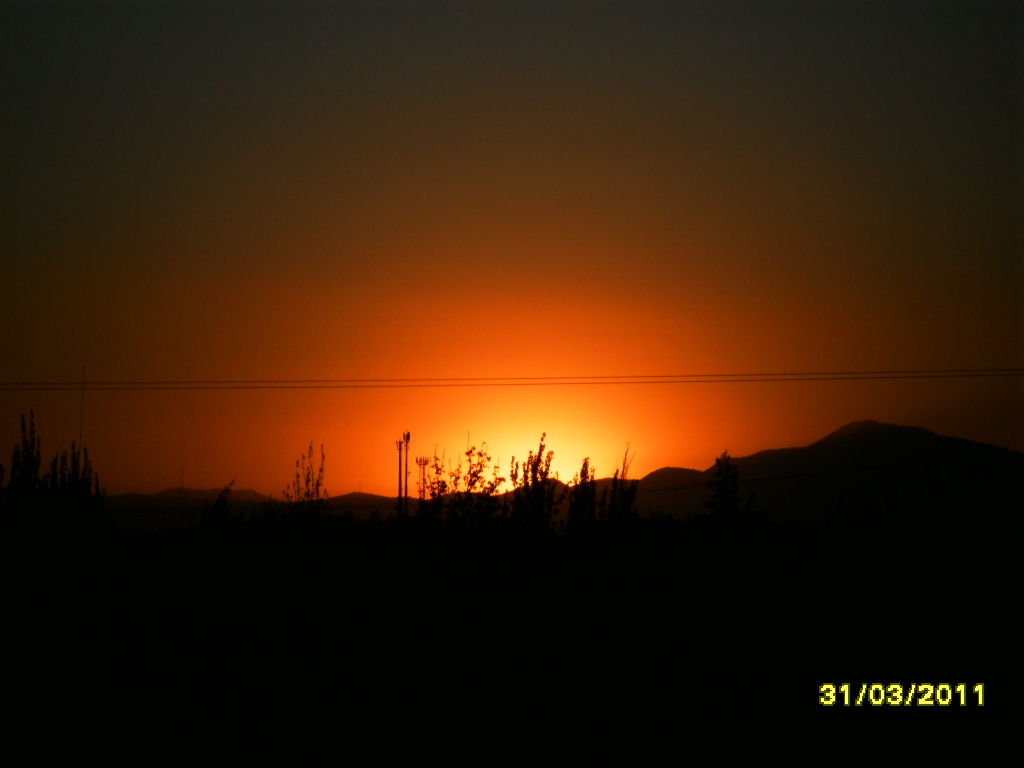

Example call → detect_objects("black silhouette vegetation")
704 450 760 527
1 411 104 530
281 442 329 515
1 412 1016 714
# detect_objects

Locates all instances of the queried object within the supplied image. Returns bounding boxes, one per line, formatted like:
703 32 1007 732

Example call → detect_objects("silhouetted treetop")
567 456 601 532
281 442 329 517
601 446 639 526
508 434 563 532
705 450 757 525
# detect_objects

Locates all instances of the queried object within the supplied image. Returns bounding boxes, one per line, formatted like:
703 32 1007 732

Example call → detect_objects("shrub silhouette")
600 446 639 526
417 435 639 534
44 441 104 523
420 444 504 527
420 447 450 523
2 412 104 525
507 433 564 532
201 479 235 528
567 456 601 532
5 412 43 516
444 443 505 528
281 442 329 517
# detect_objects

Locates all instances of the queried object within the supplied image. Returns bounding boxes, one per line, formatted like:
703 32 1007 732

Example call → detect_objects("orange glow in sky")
2 3 1020 494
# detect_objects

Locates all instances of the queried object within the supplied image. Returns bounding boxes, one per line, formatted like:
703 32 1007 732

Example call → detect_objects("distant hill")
633 420 1023 527
106 486 272 532
108 487 271 510
325 492 410 519
630 467 707 520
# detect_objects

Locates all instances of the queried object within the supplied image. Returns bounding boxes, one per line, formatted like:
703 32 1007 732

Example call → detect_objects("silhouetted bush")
413 435 641 535
567 457 600 532
200 480 235 529
2 412 1012 719
280 441 329 517
2 412 104 527
418 443 506 528
600 446 639 526
507 434 564 533
4 412 43 516
445 443 506 528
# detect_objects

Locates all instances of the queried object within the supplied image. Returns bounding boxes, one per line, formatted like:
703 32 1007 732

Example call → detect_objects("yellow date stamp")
819 683 984 707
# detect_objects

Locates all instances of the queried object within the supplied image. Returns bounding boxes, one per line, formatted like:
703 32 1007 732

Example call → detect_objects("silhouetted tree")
421 448 450 523
567 457 601 532
43 441 104 523
282 442 329 517
600 446 639 526
705 450 756 525
201 479 235 528
3 413 104 525
6 412 43 515
507 434 564 532
445 443 505 528
419 444 504 527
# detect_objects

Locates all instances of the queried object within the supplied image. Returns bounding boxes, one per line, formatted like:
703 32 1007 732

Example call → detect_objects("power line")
0 368 1020 392
1 367 1021 386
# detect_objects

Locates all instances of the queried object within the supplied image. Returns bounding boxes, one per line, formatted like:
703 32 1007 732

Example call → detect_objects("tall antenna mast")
415 456 429 501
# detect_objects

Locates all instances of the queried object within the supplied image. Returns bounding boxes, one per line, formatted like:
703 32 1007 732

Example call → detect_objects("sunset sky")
2 1 1021 496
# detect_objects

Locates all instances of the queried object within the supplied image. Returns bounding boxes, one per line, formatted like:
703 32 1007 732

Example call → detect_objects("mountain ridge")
634 420 1022 524
106 420 1022 529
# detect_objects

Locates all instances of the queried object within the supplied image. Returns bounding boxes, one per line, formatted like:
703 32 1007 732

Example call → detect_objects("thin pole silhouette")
396 438 404 513
78 366 85 457
403 431 410 515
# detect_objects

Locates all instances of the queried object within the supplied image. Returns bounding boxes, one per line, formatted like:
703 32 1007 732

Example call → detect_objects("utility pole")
78 366 85 459
396 437 404 513
403 431 411 515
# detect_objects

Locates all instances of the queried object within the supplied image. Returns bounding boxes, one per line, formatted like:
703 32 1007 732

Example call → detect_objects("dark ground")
2 510 1012 727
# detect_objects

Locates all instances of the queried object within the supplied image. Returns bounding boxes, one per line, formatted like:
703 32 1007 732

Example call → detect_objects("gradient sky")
2 1 1021 495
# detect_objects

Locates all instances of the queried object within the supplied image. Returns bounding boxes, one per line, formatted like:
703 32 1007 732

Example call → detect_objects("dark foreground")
1 512 1013 726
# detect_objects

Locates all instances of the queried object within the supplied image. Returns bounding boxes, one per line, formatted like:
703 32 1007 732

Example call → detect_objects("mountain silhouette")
104 486 269 531
104 420 1021 531
633 420 1022 527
